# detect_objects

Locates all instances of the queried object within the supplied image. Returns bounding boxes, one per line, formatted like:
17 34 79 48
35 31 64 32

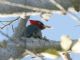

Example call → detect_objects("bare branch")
0 0 53 13
0 17 20 29
0 30 13 40
59 52 72 60
49 0 80 23
11 25 14 32
49 0 66 14
0 21 12 22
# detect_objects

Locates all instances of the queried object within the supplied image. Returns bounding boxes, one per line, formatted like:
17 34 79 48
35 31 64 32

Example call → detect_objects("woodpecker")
26 20 45 38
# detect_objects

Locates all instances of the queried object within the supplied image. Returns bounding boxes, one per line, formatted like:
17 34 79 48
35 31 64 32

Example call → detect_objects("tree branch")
59 52 72 60
0 17 20 29
12 15 30 40
0 30 13 40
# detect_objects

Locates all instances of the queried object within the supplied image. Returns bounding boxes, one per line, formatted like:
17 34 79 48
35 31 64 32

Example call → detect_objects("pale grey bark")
0 16 30 60
0 0 79 14
12 16 29 39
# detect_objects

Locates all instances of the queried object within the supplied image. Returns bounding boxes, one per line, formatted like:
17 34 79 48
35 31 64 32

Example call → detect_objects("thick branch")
12 16 30 39
0 0 79 14
21 37 77 53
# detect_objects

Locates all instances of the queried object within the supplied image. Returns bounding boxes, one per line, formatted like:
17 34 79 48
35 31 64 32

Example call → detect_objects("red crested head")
29 20 45 29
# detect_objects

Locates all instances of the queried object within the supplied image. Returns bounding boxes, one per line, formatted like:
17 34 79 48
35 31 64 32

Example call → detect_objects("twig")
0 17 20 29
49 0 66 14
11 25 14 32
0 30 13 40
0 21 12 22
49 0 80 23
59 52 72 60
